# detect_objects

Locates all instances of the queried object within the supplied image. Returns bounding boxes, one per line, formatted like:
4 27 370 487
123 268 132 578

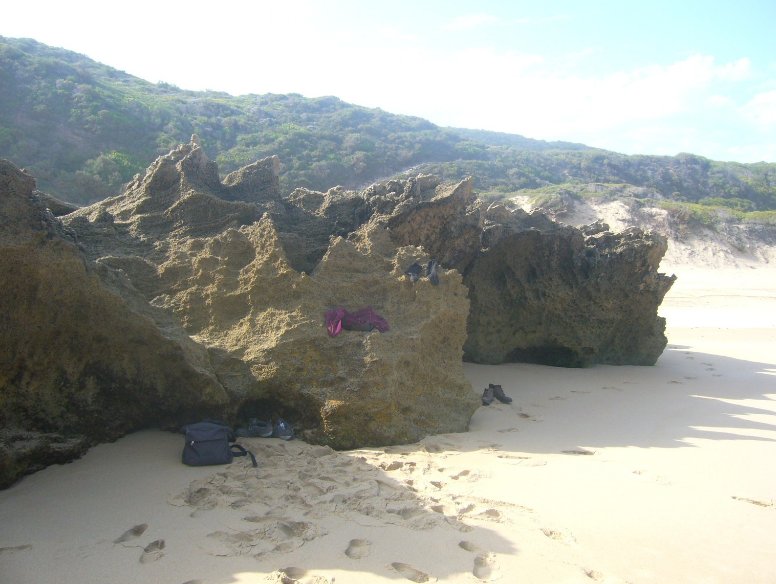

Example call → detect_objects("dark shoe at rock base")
481 386 495 406
490 383 512 404
235 418 273 438
273 418 294 440
426 259 440 285
405 262 423 282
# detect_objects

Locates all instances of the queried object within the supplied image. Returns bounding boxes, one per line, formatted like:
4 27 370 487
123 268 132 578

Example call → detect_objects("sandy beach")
1 263 775 584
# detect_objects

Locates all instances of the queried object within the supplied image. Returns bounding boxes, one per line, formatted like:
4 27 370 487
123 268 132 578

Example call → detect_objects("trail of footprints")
155 437 626 582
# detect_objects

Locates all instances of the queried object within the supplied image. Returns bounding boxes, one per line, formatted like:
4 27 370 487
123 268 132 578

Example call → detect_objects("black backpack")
181 420 257 467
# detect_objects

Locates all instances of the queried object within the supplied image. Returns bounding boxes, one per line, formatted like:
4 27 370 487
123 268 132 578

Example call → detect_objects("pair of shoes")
273 418 294 440
490 384 512 404
405 262 423 282
481 384 512 406
235 418 273 438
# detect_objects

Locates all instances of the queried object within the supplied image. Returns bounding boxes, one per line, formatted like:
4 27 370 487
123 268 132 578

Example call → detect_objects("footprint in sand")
732 496 774 508
181 580 204 584
422 443 447 453
140 539 165 564
473 508 501 522
584 568 605 581
450 469 471 480
380 461 405 471
345 538 372 559
497 453 547 467
390 562 431 582
562 449 595 456
458 540 483 553
459 542 497 581
274 569 332 584
114 523 148 544
0 544 32 555
279 567 308 580
541 528 575 543
473 552 497 581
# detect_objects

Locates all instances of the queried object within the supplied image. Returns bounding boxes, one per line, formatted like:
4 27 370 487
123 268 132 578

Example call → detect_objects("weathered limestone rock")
159 216 476 448
386 179 675 366
0 159 229 487
64 141 478 450
463 224 674 366
1 136 676 485
387 177 483 270
222 155 281 203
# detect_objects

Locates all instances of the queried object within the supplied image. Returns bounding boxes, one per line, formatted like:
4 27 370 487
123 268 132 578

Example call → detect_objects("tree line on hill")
1 36 774 228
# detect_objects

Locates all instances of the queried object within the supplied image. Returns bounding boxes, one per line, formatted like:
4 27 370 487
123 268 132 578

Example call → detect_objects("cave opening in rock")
506 345 588 368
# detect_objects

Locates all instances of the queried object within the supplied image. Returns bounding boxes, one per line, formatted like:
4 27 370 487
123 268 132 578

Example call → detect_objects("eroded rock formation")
0 159 229 488
1 141 478 486
1 138 674 486
387 184 675 366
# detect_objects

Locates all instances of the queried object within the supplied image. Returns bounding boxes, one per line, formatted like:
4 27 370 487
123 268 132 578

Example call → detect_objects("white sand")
1 264 775 584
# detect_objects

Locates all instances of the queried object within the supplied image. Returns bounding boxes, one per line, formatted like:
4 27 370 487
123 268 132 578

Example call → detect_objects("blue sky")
4 0 775 162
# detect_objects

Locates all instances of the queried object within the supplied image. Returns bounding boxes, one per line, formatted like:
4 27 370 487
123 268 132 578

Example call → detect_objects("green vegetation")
2 35 776 223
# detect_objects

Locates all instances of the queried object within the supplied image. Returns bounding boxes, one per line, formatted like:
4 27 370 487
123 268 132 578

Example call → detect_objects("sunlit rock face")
0 141 479 486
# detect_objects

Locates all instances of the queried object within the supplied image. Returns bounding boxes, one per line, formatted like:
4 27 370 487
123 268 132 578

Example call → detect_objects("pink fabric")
325 306 389 337
325 307 345 337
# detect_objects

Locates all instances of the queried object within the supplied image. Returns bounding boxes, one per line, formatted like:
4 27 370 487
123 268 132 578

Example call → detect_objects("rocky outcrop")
387 180 675 366
0 159 229 488
463 222 674 366
69 141 478 449
1 137 675 485
1 140 479 486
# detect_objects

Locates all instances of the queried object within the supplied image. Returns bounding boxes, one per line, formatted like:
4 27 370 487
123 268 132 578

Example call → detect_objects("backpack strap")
230 443 258 467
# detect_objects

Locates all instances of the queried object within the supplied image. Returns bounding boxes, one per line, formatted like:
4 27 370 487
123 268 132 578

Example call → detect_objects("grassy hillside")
1 35 775 225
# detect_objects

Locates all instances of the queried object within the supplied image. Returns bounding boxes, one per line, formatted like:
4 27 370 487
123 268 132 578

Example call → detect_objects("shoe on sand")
273 418 294 440
249 418 274 437
236 418 273 438
490 383 512 404
481 386 495 406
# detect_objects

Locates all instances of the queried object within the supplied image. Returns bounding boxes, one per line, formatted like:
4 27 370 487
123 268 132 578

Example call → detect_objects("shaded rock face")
386 181 675 367
463 226 674 366
0 159 229 488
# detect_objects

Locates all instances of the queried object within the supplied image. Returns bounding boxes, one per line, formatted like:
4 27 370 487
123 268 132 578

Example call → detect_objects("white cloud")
3 2 769 162
741 90 776 126
337 50 763 161
442 13 499 31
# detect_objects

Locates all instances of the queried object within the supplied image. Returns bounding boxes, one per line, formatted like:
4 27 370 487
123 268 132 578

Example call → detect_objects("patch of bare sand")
1 266 774 584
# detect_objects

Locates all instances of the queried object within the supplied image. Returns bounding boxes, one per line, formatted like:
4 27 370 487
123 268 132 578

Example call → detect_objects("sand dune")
1 263 774 584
